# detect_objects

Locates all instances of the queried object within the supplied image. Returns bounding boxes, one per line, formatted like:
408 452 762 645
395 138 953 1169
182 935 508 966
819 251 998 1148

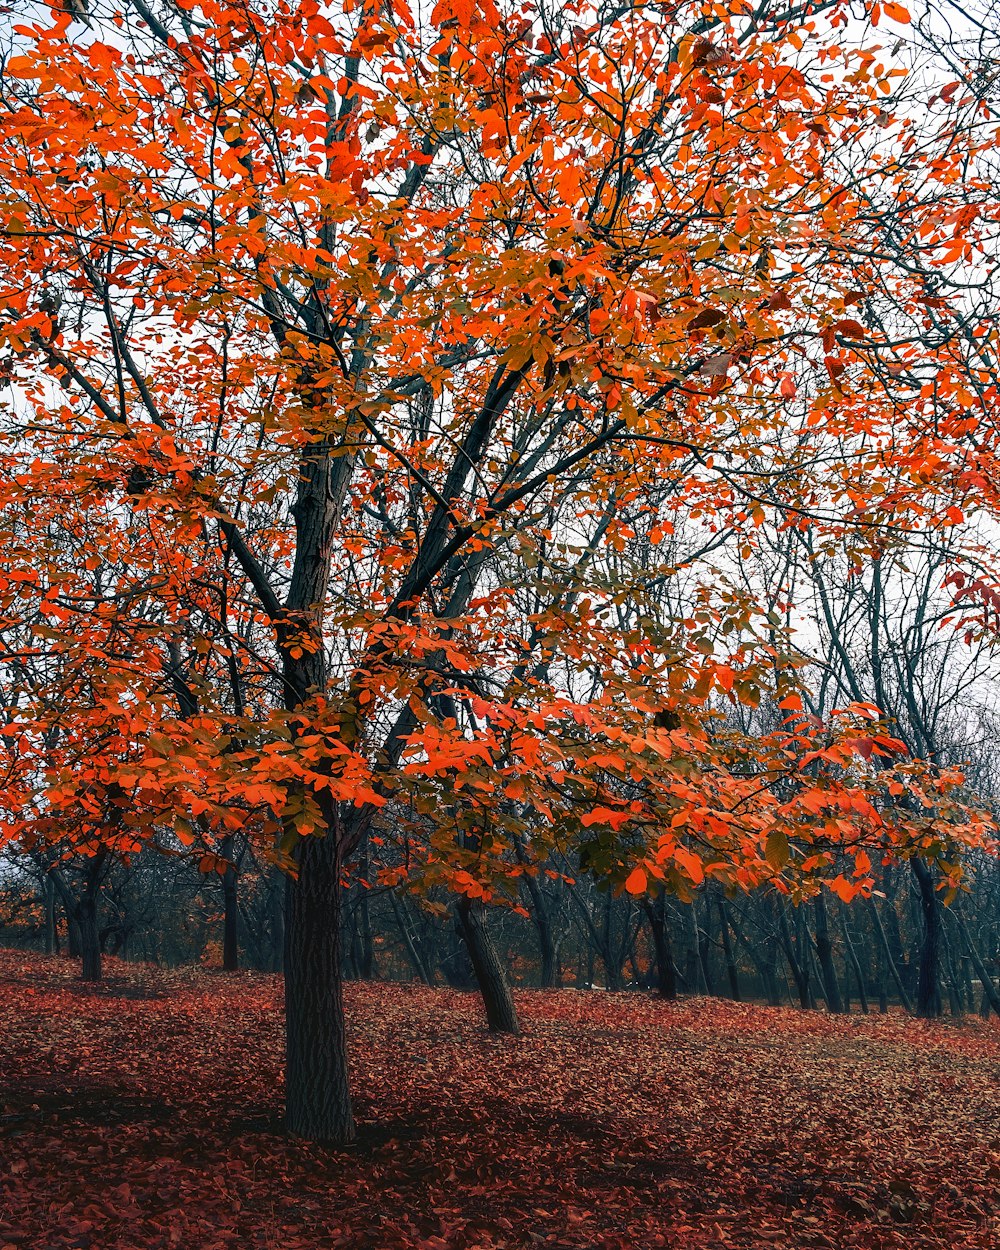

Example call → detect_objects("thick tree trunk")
78 892 102 982
911 858 943 1018
284 832 355 1144
813 893 844 1014
455 896 520 1034
644 894 677 1000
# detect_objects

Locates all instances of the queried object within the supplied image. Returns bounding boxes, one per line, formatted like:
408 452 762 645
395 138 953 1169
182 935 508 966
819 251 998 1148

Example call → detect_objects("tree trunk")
911 858 942 1018
951 908 1000 1018
78 892 102 982
536 912 557 989
813 893 844 1014
43 874 57 956
356 842 377 981
687 899 707 994
521 869 558 988
600 890 625 991
757 897 782 1007
777 904 810 1009
868 896 912 1012
716 892 741 1001
389 891 435 986
643 893 677 1000
221 835 239 973
284 831 355 1144
269 870 285 973
841 911 869 1014
455 896 520 1034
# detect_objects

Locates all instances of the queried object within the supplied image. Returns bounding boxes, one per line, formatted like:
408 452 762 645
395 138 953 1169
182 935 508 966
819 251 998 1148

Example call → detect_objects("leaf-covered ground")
1 951 998 1249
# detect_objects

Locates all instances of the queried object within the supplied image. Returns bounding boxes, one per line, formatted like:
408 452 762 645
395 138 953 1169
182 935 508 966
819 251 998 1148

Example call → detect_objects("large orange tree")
0 0 996 1141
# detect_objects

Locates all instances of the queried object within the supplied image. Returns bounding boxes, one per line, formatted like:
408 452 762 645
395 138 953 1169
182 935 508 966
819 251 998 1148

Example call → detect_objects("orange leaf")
624 866 647 895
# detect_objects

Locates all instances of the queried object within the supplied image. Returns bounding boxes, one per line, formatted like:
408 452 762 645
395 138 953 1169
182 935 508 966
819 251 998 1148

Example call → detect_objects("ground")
0 951 998 1249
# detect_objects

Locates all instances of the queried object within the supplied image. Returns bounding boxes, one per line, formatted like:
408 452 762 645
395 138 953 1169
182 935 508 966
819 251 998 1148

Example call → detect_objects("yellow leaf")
765 829 790 870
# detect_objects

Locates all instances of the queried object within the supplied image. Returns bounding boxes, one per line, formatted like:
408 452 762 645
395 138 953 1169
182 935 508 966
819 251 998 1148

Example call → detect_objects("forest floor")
0 951 998 1250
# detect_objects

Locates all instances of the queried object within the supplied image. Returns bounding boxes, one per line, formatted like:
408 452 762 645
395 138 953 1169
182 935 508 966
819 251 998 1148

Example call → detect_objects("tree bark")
284 829 355 1143
78 889 102 982
455 896 520 1034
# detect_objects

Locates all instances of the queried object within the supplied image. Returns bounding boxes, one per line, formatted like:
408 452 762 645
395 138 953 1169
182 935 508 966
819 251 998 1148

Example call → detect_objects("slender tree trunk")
644 893 677 1000
269 870 285 974
724 899 779 1005
536 912 557 989
777 904 810 1008
697 894 714 995
284 830 354 1143
798 907 817 1008
601 890 625 991
221 835 239 973
951 908 1000 1017
455 897 520 1033
757 897 782 1006
813 893 844 1014
687 899 707 993
911 858 942 1019
944 937 964 1017
841 911 868 1014
716 893 741 1001
868 897 912 1012
520 870 556 987
43 874 57 956
356 842 376 981
389 891 435 986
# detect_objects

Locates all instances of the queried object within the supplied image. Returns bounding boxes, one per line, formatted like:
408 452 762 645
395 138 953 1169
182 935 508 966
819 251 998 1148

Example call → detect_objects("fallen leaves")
0 951 998 1248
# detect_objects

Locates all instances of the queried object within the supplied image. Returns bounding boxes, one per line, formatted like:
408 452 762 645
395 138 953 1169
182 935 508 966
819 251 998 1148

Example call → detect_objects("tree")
0 0 996 1143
